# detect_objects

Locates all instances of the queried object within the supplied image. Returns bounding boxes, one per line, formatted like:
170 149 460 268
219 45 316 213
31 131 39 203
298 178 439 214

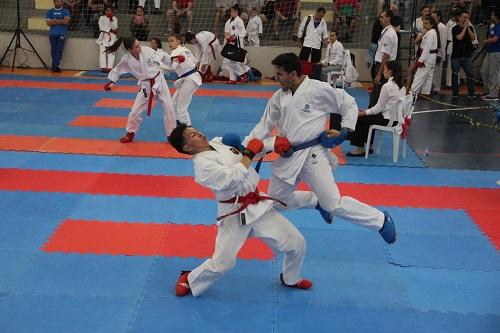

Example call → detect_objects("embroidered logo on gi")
230 147 240 155
301 104 311 113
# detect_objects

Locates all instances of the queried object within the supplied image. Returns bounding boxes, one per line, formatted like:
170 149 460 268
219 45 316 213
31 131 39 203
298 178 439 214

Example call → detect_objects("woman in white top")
165 34 202 126
96 6 118 72
320 30 344 81
103 37 176 143
221 4 251 84
348 60 404 156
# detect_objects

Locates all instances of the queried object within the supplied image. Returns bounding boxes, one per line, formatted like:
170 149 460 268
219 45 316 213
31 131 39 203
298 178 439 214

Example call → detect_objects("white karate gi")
193 31 221 70
246 15 263 47
410 28 438 95
96 15 118 70
108 46 176 138
168 46 202 126
222 16 250 81
245 77 385 230
187 138 307 297
432 22 447 93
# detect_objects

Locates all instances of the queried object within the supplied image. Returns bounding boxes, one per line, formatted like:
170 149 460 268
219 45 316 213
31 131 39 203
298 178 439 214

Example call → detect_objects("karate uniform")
108 46 176 138
245 77 385 230
168 46 202 126
221 16 250 81
320 40 344 81
432 22 447 93
246 15 263 47
96 15 118 70
410 28 438 96
193 31 221 69
187 138 307 297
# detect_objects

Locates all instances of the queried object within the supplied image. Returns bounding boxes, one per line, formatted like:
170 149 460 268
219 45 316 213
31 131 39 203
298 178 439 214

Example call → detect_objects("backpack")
247 67 262 81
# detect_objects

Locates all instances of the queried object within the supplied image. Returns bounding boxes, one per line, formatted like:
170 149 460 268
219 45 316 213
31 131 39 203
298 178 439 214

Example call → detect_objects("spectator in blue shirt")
46 0 70 72
480 8 500 101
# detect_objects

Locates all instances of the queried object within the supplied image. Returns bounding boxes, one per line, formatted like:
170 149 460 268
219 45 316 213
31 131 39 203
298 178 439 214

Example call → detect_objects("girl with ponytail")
103 37 177 143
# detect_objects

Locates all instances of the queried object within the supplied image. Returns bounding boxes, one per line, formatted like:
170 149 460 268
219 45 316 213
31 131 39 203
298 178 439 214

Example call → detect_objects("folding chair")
365 93 414 163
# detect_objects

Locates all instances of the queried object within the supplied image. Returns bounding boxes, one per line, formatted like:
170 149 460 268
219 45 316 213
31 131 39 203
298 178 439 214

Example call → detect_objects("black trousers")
348 113 392 147
299 47 322 63
369 62 387 108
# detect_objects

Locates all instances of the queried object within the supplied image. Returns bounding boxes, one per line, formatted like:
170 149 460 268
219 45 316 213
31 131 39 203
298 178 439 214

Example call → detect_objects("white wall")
0 32 371 81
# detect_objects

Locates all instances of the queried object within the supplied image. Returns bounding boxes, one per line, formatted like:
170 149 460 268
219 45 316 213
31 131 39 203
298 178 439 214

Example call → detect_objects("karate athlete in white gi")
168 124 312 297
165 34 202 126
246 8 263 47
222 4 251 84
244 53 396 244
103 37 176 143
96 6 118 72
410 16 439 98
185 31 221 76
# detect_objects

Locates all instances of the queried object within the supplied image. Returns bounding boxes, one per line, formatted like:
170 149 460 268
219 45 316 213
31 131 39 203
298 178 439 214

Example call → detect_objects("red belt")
208 35 217 60
143 71 160 116
217 189 286 222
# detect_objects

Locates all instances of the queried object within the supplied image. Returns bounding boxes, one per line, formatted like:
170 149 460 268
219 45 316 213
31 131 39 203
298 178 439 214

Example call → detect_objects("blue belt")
179 68 198 78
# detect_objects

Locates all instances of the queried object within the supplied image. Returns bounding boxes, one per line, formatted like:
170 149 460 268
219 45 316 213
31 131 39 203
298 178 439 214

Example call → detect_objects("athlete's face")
382 65 392 80
274 66 294 91
182 127 209 154
54 0 63 8
129 40 141 57
168 36 181 50
423 19 432 31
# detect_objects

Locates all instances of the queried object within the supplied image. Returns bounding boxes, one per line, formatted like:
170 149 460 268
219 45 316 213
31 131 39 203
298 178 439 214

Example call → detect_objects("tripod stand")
0 0 48 71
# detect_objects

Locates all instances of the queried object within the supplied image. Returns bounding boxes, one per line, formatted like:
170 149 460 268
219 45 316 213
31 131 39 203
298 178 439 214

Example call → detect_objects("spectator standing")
413 5 430 34
297 7 328 63
246 7 263 46
320 30 344 82
166 0 194 34
96 6 118 73
130 6 149 41
445 9 459 89
369 9 398 108
138 0 161 15
366 13 383 73
46 0 70 73
221 5 251 84
431 9 447 96
451 10 477 99
272 0 301 40
333 0 361 42
213 0 236 35
480 8 500 101
240 0 264 23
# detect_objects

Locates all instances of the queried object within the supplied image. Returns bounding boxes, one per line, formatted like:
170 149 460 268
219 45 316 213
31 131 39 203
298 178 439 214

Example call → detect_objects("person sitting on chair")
347 60 404 156
320 30 344 82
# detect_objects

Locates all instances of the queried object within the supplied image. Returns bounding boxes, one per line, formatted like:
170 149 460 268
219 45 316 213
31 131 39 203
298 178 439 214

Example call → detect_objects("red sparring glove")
243 138 264 159
172 55 185 63
104 81 114 91
274 136 291 155
415 61 425 68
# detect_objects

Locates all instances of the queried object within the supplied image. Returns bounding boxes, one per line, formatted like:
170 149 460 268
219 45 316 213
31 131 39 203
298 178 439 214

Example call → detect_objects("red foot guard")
175 271 191 297
119 132 135 143
280 273 312 290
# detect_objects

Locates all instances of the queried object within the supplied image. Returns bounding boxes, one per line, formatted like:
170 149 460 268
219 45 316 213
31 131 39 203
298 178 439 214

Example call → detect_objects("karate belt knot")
143 71 161 116
216 189 287 221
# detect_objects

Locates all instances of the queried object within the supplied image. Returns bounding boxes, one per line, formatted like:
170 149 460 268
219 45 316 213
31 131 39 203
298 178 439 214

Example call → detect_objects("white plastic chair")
327 49 348 88
365 94 414 163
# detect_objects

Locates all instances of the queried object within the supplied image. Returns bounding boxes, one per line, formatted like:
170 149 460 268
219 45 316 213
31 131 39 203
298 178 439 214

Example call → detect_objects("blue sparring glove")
320 128 348 148
222 133 244 151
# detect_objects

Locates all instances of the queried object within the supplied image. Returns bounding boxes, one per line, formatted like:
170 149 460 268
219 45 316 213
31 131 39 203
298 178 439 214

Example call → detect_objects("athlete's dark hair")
271 53 302 76
168 123 190 154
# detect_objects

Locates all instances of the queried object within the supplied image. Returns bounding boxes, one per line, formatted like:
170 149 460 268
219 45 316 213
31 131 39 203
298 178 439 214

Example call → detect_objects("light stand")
0 0 48 71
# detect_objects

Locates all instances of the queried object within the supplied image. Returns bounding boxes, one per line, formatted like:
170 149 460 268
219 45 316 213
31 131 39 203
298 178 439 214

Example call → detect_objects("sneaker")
315 203 333 224
175 270 191 296
379 211 396 244
467 94 477 100
280 273 312 290
481 95 499 101
119 132 135 143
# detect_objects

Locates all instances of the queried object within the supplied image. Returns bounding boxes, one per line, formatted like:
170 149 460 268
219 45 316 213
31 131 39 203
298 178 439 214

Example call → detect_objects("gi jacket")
193 138 274 225
247 77 358 184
